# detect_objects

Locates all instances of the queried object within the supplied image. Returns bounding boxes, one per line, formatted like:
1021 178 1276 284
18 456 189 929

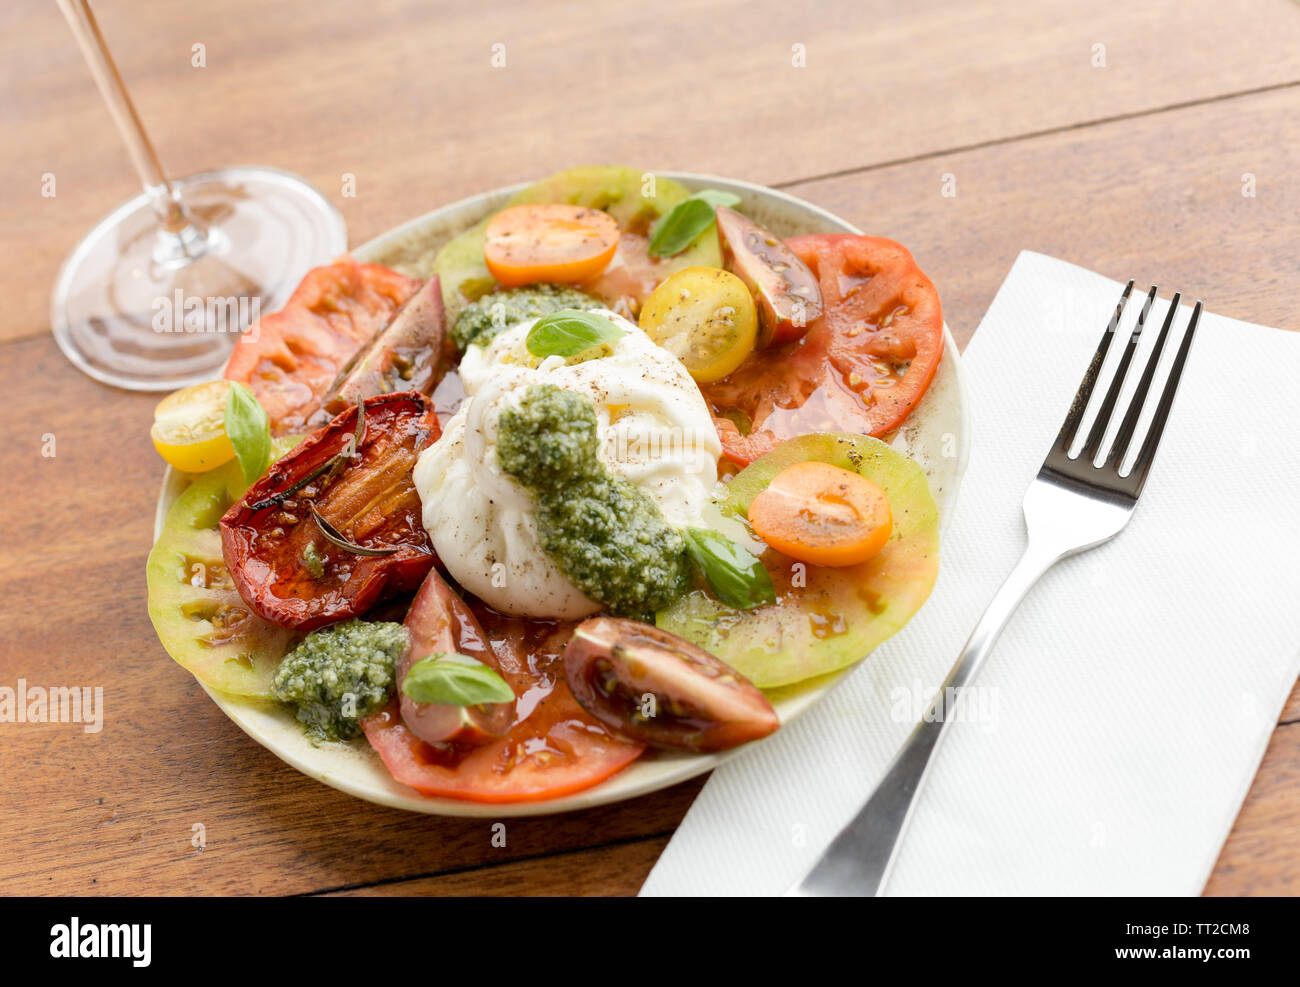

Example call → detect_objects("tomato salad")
146 166 943 804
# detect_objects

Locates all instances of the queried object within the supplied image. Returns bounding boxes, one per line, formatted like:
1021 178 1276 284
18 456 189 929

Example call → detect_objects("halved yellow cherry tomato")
150 379 236 473
747 460 892 567
483 204 620 287
638 266 757 383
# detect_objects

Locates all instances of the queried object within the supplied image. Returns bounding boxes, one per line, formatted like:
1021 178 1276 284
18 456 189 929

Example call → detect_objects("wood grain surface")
3 0 1297 896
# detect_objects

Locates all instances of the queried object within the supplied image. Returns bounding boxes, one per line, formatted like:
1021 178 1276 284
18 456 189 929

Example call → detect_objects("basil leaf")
683 527 776 610
224 382 271 484
526 309 624 358
648 189 743 258
402 652 515 706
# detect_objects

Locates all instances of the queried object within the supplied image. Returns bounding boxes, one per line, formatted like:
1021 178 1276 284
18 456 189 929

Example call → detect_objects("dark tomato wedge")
309 275 450 426
564 617 778 752
224 256 421 435
715 205 821 347
397 567 515 745
362 611 644 803
703 234 943 465
220 393 438 630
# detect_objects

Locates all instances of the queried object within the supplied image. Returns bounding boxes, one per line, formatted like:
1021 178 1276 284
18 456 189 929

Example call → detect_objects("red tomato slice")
703 234 943 465
483 204 620 287
225 256 421 435
362 608 645 803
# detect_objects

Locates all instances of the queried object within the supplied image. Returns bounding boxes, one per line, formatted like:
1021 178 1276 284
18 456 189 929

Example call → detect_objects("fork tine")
1125 300 1202 495
1079 285 1157 463
1050 280 1135 456
1104 291 1181 469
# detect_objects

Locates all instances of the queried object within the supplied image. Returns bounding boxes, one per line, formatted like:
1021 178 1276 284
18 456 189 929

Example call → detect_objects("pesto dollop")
496 383 689 620
271 619 407 742
452 284 603 352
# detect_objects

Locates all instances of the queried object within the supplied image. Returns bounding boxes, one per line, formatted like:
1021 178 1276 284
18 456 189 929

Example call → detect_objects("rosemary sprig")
309 505 399 557
247 401 368 512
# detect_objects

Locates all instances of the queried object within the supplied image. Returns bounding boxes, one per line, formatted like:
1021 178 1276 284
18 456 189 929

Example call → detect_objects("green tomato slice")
435 166 724 322
147 438 299 697
656 433 940 689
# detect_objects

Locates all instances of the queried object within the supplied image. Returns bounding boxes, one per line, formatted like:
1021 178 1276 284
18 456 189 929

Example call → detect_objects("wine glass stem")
57 0 208 259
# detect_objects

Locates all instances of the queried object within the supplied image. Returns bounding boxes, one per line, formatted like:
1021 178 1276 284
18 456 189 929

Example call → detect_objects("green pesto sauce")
496 384 689 620
452 284 603 352
271 619 408 742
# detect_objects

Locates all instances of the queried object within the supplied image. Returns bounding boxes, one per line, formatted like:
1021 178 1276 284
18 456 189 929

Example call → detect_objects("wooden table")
4 0 1298 896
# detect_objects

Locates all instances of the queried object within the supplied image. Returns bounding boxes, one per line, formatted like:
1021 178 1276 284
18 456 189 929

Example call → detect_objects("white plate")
154 173 972 817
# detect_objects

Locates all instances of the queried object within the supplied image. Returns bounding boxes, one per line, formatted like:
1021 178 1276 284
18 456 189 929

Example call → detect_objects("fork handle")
789 542 1062 897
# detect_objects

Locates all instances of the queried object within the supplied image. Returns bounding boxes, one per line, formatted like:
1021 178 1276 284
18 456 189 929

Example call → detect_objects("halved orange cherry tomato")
747 460 892 567
704 234 943 466
483 204 620 287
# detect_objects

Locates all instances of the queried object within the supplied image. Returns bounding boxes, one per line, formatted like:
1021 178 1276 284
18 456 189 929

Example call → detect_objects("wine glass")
51 0 347 391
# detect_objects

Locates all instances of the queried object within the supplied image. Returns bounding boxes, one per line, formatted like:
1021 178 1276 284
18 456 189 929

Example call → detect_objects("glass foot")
50 165 347 391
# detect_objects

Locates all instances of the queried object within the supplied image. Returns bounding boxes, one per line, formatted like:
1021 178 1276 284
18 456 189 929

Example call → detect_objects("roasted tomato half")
705 234 943 465
564 617 778 752
220 392 438 630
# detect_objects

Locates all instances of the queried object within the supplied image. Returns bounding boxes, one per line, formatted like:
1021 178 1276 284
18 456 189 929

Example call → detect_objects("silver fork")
789 282 1202 897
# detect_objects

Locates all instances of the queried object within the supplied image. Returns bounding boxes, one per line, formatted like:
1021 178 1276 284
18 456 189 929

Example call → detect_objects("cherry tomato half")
150 379 237 473
715 205 822 347
564 617 778 752
638 266 758 384
748 460 893 567
483 204 620 287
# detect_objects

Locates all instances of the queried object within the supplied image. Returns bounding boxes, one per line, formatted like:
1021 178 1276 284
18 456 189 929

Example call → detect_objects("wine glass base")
50 165 347 392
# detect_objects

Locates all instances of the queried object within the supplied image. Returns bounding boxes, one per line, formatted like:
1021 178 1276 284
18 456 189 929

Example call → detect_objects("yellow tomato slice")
150 379 237 473
483 204 620 287
638 266 757 383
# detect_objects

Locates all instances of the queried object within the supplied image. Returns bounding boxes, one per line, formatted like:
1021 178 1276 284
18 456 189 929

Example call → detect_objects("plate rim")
153 172 972 817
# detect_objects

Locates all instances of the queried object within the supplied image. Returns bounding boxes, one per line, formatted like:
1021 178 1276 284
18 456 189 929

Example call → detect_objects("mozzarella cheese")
413 310 721 618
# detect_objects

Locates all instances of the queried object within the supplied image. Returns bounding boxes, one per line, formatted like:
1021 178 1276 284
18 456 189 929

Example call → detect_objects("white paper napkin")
641 251 1300 896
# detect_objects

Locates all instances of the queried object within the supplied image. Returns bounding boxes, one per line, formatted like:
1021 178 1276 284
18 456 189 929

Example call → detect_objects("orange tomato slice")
483 204 619 287
748 460 892 567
